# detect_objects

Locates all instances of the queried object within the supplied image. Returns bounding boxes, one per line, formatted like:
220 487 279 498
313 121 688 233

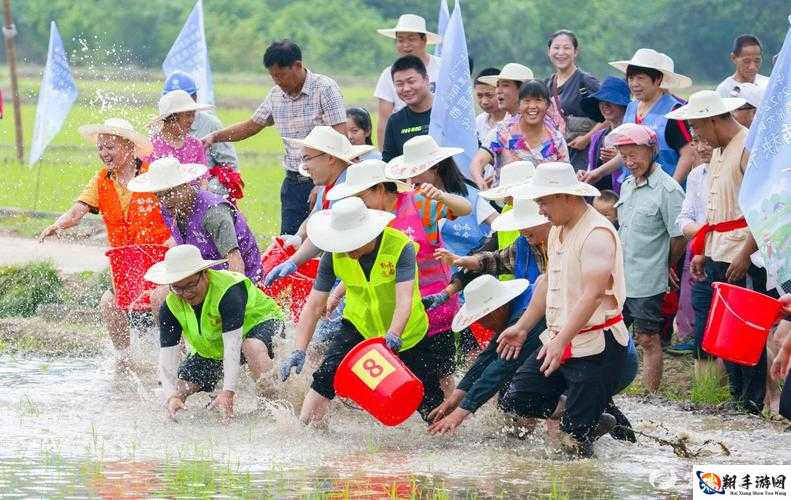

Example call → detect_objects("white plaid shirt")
252 70 346 172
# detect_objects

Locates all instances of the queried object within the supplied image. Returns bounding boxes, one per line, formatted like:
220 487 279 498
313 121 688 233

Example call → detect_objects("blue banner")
428 1 477 177
434 0 449 57
740 17 791 292
162 0 214 104
29 21 77 166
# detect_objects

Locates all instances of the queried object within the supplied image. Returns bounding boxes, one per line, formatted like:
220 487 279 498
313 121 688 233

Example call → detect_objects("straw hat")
664 90 745 120
155 90 213 122
326 160 413 201
78 118 153 156
306 197 396 253
452 274 529 332
513 162 601 199
477 63 534 86
479 161 536 200
609 48 692 89
127 156 207 193
288 126 376 176
144 244 227 285
490 197 549 232
377 14 441 44
385 135 463 179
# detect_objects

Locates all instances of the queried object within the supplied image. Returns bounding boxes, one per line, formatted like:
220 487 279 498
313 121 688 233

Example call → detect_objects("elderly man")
374 14 442 147
146 245 284 419
607 123 685 393
279 197 443 426
496 162 630 458
203 40 346 235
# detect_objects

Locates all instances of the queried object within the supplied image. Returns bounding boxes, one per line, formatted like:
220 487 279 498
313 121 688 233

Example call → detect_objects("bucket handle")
715 286 774 333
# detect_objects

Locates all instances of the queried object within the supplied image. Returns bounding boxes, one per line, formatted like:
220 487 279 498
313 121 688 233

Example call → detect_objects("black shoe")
606 402 636 442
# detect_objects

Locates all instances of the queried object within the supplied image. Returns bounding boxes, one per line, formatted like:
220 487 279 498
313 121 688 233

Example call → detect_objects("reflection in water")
0 353 789 498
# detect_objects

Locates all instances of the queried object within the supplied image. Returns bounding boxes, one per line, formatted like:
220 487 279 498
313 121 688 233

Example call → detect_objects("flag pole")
3 0 24 162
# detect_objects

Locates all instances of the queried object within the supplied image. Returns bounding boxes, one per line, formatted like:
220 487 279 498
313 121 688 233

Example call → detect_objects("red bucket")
259 238 319 322
105 244 168 311
334 337 424 426
470 322 494 349
702 282 782 366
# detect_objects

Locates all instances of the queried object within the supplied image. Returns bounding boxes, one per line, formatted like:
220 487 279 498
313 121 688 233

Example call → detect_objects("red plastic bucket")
259 238 319 322
702 282 782 366
334 337 424 426
105 244 168 311
470 322 494 349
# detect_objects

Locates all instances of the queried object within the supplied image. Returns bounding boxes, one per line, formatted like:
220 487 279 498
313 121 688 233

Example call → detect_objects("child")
346 107 382 162
592 189 619 229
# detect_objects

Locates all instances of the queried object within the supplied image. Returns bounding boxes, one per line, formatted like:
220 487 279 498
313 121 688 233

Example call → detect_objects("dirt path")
0 235 107 273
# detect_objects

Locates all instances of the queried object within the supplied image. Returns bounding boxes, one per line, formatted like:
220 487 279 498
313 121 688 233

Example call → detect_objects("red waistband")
690 217 748 256
561 314 624 363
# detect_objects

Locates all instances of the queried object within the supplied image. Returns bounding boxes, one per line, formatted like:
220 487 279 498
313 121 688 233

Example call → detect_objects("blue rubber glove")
384 332 403 352
421 291 450 310
264 261 297 287
279 349 306 381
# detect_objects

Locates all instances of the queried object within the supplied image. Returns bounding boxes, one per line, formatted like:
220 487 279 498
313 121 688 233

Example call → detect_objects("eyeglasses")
169 273 203 295
300 152 326 163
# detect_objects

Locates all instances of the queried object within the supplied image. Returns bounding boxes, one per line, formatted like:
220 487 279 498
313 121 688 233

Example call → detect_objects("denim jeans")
280 172 314 235
691 258 769 413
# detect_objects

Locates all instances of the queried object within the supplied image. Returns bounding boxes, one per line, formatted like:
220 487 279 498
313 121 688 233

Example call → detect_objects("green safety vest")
497 203 519 281
165 269 284 360
333 227 428 351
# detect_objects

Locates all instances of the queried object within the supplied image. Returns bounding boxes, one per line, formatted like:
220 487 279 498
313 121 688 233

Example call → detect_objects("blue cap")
163 71 198 96
581 77 631 122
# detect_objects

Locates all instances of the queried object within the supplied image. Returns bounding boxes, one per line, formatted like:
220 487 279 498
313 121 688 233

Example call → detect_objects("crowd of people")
36 14 791 458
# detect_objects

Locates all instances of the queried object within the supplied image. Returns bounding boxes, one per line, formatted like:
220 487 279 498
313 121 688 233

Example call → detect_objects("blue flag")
29 21 77 166
429 1 477 177
740 17 791 293
162 0 214 104
434 0 450 57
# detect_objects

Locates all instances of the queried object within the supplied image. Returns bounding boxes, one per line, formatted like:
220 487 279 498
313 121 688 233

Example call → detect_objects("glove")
421 291 450 310
280 349 306 381
384 332 403 352
278 234 302 250
264 261 297 287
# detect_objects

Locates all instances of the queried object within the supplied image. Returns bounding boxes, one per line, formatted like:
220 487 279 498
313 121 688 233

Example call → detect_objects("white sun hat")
377 14 441 44
127 156 207 193
664 90 745 120
452 274 530 332
477 63 534 86
479 161 536 200
288 126 376 176
144 244 227 285
78 118 153 156
609 48 692 89
513 162 601 199
307 196 396 253
385 135 463 179
155 90 214 122
729 82 766 109
326 160 413 201
490 196 549 232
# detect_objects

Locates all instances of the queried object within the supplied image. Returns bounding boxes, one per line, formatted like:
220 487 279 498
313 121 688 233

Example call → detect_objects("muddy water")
1 337 789 498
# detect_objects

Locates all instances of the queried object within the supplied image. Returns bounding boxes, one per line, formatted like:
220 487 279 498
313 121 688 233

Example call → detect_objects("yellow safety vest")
497 203 519 281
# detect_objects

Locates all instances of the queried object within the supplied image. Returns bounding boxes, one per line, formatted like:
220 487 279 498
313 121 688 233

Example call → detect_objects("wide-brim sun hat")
145 244 227 285
385 135 463 179
307 196 396 253
477 63 534 86
78 118 153 157
377 14 441 44
664 90 745 120
326 160 413 201
452 274 529 332
479 161 536 200
127 156 207 193
609 48 692 89
604 123 658 149
729 81 766 109
513 162 601 199
490 196 549 232
580 76 631 122
155 89 213 122
288 126 376 177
